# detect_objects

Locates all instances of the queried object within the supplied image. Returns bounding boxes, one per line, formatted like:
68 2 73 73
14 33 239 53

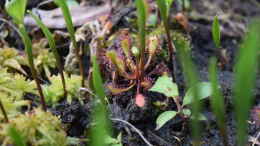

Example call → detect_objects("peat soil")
1 0 260 146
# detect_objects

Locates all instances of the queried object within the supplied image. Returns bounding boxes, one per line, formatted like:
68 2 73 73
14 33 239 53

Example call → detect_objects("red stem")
0 100 9 123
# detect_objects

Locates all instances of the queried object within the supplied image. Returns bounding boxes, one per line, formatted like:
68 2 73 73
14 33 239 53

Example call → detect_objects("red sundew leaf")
135 94 145 107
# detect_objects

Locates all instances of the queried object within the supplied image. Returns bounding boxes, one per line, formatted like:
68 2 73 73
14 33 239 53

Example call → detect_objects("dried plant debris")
24 3 112 29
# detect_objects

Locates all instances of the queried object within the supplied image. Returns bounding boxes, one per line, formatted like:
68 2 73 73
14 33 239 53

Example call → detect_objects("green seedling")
211 16 229 67
150 75 211 130
29 11 67 98
156 0 177 80
209 57 228 146
5 0 46 111
149 75 180 111
233 20 260 146
54 0 85 87
90 55 111 146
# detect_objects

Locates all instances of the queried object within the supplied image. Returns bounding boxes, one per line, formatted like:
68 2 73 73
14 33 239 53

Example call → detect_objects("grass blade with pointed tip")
212 16 221 48
156 0 174 24
135 0 148 71
29 11 67 98
178 41 201 146
91 55 111 146
54 0 85 87
233 20 260 146
209 57 228 146
54 0 76 46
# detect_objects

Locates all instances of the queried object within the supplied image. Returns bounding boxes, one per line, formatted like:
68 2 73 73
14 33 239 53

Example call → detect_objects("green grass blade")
156 0 167 23
156 0 176 80
29 11 61 69
91 56 111 146
156 0 174 29
54 0 85 87
135 0 147 61
209 57 228 146
8 126 26 146
29 11 67 97
5 0 33 67
29 12 56 51
156 0 174 24
178 42 201 146
54 0 77 48
212 16 221 48
18 24 35 72
19 24 47 110
5 0 47 110
233 20 260 146
92 56 106 103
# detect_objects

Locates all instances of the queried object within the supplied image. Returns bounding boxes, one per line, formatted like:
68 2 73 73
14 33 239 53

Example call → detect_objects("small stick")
111 118 153 146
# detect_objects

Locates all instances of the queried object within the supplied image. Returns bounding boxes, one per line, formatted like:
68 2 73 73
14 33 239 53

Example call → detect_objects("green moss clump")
0 108 68 146
43 74 82 105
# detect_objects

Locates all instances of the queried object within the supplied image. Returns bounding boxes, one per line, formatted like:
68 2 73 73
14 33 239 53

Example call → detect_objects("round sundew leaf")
156 111 177 130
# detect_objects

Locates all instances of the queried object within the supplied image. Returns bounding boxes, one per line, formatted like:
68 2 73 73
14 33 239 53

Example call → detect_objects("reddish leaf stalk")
19 25 47 111
59 66 67 98
0 100 9 123
74 41 85 87
31 68 47 111
220 128 229 146
164 18 177 82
